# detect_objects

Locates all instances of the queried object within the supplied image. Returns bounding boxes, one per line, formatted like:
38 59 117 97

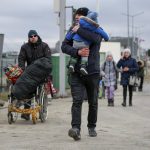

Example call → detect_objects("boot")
80 65 88 75
122 99 126 107
129 88 133 106
68 64 75 73
109 99 114 107
108 99 111 106
111 99 114 106
123 86 127 107
129 97 132 106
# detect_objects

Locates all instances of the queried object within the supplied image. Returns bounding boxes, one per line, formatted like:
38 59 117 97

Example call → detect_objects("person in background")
117 48 138 107
137 60 145 91
101 52 118 106
18 30 51 120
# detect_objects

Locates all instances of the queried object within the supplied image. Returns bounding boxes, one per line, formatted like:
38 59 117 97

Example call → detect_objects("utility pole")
59 0 66 97
122 11 144 58
131 12 144 58
134 25 144 59
53 0 66 97
65 6 76 25
127 0 130 48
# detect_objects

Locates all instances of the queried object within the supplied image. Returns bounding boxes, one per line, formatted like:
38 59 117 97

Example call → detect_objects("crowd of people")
62 7 145 141
101 48 145 107
0 6 146 142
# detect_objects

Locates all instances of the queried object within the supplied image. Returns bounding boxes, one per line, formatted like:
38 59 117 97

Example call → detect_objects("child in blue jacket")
66 11 109 75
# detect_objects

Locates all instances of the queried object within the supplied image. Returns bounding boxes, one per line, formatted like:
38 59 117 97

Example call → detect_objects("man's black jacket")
18 37 51 71
61 27 102 75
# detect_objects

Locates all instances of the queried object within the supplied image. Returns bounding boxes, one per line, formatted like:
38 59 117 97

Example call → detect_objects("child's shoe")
68 65 75 73
80 65 88 75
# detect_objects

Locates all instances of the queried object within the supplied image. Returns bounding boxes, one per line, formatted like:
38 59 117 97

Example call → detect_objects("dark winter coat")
61 27 102 75
137 60 145 77
117 56 138 86
18 36 51 70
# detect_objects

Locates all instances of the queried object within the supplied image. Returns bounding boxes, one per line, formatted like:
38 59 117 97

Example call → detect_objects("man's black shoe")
21 114 30 121
68 128 81 141
88 128 97 137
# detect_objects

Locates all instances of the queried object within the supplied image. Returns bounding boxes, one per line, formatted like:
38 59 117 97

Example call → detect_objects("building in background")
109 36 139 59
100 41 121 65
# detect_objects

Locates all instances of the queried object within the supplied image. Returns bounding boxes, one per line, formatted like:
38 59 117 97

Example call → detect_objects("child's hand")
123 67 129 72
72 25 79 33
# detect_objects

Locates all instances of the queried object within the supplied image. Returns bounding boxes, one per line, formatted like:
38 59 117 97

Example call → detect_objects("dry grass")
0 92 8 101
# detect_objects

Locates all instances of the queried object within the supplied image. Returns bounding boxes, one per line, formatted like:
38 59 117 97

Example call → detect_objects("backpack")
103 61 118 79
103 61 118 90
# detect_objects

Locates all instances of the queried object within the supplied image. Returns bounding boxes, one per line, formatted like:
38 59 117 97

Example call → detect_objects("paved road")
0 82 150 150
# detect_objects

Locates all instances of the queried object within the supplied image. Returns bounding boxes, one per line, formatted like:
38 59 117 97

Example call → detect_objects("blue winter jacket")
117 56 139 86
66 18 109 44
61 27 102 75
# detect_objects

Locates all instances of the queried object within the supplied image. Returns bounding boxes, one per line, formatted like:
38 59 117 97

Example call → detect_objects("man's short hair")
75 7 89 16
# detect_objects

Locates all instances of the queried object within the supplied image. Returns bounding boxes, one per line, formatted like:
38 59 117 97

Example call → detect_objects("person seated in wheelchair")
14 30 52 120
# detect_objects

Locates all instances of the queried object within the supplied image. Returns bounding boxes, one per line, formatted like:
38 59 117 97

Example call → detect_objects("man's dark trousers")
70 72 99 130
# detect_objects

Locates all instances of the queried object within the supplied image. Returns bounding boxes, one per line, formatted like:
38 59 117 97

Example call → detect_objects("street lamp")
130 12 144 57
134 26 144 59
122 11 144 58
127 0 130 48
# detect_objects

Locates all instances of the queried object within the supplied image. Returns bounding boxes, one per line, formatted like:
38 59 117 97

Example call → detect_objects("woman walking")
117 48 138 107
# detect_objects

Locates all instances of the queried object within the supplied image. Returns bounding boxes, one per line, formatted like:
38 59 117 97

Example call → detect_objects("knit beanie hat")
75 7 89 16
87 11 98 23
106 51 113 57
123 48 131 54
28 30 38 38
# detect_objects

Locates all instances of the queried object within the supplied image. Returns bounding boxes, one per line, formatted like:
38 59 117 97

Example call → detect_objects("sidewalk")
0 82 150 150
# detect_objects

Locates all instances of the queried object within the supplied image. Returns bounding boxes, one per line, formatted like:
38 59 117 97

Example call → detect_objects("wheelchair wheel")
8 112 13 124
12 112 18 123
8 112 18 124
39 88 48 122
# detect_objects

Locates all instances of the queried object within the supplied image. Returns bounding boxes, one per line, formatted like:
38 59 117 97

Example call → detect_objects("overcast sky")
0 0 149 52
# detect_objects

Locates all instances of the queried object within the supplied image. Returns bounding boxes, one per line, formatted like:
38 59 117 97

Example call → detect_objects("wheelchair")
7 83 48 124
4 64 49 124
